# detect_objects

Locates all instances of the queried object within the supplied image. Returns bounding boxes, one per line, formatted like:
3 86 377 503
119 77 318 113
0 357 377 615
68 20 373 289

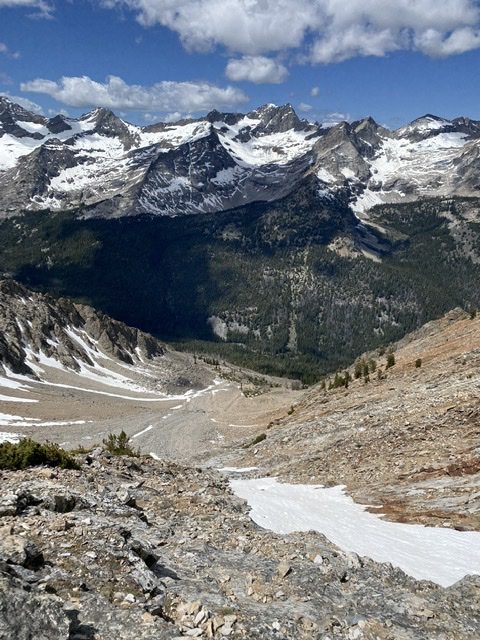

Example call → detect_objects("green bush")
102 430 139 456
386 353 396 369
415 358 422 368
0 439 80 470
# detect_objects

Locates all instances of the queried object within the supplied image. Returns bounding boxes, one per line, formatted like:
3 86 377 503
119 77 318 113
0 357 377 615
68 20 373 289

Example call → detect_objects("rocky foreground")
1 449 479 640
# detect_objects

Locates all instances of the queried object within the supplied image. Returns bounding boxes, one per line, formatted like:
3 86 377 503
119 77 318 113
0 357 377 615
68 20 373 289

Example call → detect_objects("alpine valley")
1 95 480 380
1 94 480 640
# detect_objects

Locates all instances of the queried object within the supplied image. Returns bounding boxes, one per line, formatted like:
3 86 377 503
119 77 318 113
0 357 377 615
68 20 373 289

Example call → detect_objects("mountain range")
2 95 480 218
1 96 480 381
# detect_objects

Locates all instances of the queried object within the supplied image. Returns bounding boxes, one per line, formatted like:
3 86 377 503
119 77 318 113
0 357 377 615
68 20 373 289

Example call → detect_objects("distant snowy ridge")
1 97 480 218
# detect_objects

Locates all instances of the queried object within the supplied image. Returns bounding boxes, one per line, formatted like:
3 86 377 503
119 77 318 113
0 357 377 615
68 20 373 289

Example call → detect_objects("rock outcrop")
0 278 163 376
1 451 478 639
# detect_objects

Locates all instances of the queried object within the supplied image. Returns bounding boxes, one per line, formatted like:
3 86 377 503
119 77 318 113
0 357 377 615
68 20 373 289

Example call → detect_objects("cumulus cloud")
20 74 249 112
225 56 288 84
101 0 315 54
102 0 480 63
0 0 53 18
310 86 320 97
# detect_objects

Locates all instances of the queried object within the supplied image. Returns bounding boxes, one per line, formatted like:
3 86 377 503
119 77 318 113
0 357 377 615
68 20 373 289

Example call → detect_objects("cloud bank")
101 0 480 63
20 74 249 112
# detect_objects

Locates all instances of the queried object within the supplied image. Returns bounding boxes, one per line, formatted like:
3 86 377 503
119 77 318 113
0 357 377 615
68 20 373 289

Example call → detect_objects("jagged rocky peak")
206 109 244 127
0 95 46 139
451 116 480 138
46 114 72 135
248 102 307 133
80 106 139 148
0 95 45 125
0 278 164 377
350 116 390 157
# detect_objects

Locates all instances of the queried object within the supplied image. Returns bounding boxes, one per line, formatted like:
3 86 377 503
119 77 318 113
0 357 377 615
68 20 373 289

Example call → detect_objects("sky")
2 0 480 127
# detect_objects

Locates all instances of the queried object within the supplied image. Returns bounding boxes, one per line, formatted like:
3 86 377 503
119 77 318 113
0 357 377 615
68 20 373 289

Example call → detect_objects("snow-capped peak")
0 98 480 219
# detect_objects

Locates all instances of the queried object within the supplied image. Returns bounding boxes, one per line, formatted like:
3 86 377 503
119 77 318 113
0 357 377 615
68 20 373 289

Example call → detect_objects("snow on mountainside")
1 95 480 218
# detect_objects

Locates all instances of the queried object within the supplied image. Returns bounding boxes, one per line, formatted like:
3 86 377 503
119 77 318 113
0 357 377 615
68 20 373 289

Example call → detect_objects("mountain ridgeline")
1 97 480 381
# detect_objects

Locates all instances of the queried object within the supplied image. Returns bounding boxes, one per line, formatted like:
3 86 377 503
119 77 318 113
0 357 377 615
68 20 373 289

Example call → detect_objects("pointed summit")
248 103 304 133
0 95 46 139
80 107 139 148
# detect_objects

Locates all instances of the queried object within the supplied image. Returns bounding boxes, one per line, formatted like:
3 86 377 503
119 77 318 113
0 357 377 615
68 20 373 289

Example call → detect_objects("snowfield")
230 477 480 587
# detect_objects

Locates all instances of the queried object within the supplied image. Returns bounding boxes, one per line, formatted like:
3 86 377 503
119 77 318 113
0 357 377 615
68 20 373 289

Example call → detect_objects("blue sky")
2 0 480 127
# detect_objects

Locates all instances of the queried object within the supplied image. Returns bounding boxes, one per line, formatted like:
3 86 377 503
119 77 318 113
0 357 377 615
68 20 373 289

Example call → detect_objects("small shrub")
287 405 295 415
354 361 363 379
245 433 266 448
0 439 80 470
415 358 422 368
102 431 139 457
386 353 396 369
329 371 350 390
470 309 477 320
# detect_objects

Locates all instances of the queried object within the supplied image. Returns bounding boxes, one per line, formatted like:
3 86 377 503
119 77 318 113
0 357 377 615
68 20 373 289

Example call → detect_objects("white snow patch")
219 466 258 473
316 167 336 183
0 432 22 444
230 477 480 587
0 394 37 403
131 424 154 439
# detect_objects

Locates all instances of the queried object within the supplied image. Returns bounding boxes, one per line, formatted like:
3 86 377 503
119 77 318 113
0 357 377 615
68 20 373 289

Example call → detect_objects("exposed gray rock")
0 278 164 376
0 454 478 639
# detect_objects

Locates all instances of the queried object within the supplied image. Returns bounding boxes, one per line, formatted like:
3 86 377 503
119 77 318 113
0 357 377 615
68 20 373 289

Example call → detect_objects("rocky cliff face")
0 279 163 377
2 95 480 218
1 451 478 640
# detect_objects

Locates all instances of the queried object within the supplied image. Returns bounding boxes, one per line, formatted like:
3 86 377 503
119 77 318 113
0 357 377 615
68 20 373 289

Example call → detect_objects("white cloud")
298 102 312 112
101 0 315 54
0 0 53 18
20 74 249 112
0 92 44 113
414 27 480 57
225 56 288 84
310 86 320 97
0 42 20 58
321 111 350 126
102 0 480 63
